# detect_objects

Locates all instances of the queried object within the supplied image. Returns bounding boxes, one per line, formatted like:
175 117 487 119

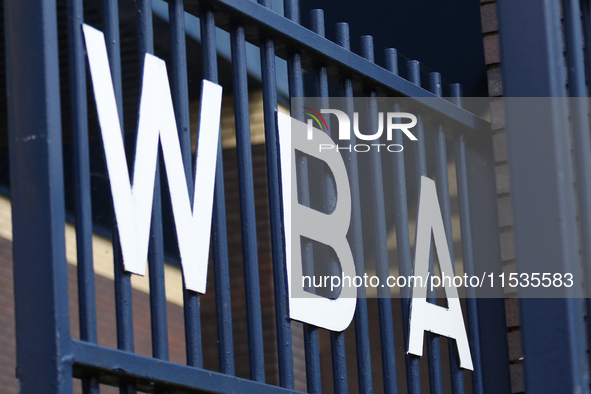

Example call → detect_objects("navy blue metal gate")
498 0 591 392
4 0 510 393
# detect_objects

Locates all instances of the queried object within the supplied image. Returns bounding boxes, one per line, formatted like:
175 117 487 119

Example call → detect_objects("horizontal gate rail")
178 0 490 134
72 340 300 393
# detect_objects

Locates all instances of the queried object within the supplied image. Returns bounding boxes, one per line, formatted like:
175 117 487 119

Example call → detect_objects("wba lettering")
84 25 473 369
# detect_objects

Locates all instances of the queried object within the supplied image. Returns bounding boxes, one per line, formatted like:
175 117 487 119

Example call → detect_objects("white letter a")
408 176 474 370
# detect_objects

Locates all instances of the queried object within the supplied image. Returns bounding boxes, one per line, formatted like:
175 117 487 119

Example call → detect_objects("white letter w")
83 24 222 294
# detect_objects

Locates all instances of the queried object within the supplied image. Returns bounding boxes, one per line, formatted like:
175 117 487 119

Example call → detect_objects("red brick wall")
0 237 16 394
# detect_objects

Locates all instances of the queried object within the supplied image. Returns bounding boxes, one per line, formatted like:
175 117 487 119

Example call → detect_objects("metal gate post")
4 0 73 393
497 0 590 392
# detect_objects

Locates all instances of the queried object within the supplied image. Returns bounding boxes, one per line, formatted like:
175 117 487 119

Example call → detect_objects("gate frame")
4 0 511 392
497 0 590 392
4 0 73 392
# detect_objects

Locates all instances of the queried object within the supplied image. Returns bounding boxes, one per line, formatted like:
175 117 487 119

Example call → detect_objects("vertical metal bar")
384 48 420 394
497 0 590 392
302 324 321 393
5 0 73 392
137 0 154 56
429 72 464 394
67 0 99 391
258 0 294 388
450 83 484 394
137 0 170 364
230 21 265 381
407 60 443 394
200 3 233 373
581 0 591 92
360 35 398 394
564 0 591 374
336 22 374 394
102 0 124 118
310 10 349 394
283 0 299 23
101 2 137 393
284 2 321 390
564 0 588 94
169 0 192 179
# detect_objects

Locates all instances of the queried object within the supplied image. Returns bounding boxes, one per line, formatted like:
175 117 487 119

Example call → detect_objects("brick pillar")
480 1 524 392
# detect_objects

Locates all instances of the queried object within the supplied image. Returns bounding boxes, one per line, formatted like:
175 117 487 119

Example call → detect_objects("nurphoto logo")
305 107 418 152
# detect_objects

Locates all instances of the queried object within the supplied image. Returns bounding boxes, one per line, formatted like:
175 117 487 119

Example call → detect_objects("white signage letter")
83 24 222 294
278 112 357 332
408 177 473 370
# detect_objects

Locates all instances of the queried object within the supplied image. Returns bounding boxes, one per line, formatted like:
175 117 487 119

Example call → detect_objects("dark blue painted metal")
429 72 464 394
498 0 590 392
564 0 588 97
9 0 502 392
310 10 329 103
182 281 203 368
200 3 234 374
230 21 265 381
303 324 322 393
66 0 99 391
582 0 591 94
101 0 133 359
180 0 489 133
283 0 299 23
137 0 154 55
169 0 193 189
102 0 124 118
5 0 73 392
450 83 484 394
73 340 301 393
147 173 169 363
68 0 98 345
361 35 398 394
564 0 591 375
384 48 421 394
407 60 444 394
112 239 136 394
137 0 170 366
290 64 322 394
258 0 294 387
284 2 322 392
168 0 208 373
103 2 137 393
310 10 349 394
336 22 374 394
